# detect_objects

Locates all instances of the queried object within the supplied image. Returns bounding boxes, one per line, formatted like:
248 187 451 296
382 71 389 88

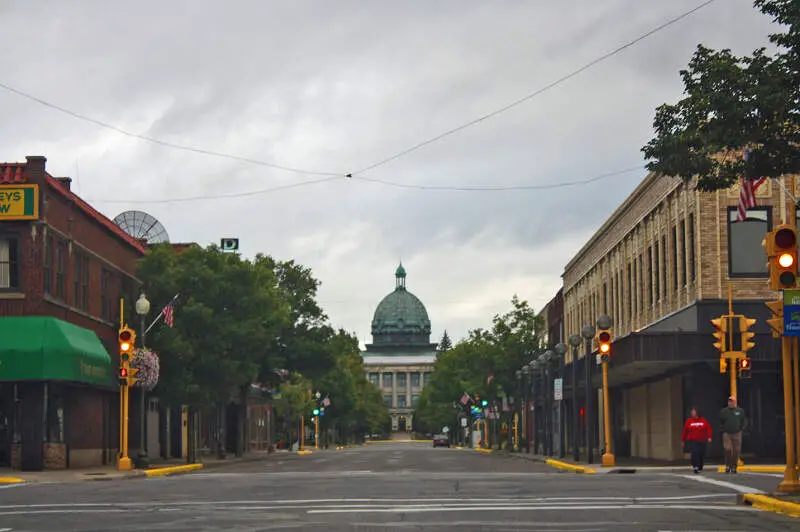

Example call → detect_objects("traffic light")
719 358 728 374
711 316 728 353
118 327 136 361
481 400 488 407
766 298 784 338
764 224 798 290
119 367 128 386
738 358 752 379
740 316 756 353
596 328 612 361
312 408 320 416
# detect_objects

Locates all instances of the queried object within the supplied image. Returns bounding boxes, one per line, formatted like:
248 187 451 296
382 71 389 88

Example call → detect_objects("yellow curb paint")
0 477 24 483
297 450 312 455
143 464 204 477
545 458 596 474
717 465 786 473
743 493 800 518
475 448 493 453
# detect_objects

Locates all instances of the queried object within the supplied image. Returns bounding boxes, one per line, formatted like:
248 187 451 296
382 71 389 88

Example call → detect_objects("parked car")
432 434 450 447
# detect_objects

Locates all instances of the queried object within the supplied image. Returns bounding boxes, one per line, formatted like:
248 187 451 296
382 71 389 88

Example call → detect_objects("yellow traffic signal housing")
765 224 798 290
118 327 136 360
596 328 612 359
719 358 728 374
765 298 784 338
739 317 757 352
711 316 728 352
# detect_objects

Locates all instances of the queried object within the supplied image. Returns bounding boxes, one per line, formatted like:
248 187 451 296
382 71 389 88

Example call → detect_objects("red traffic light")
120 368 128 378
119 330 132 342
775 227 797 249
598 331 611 343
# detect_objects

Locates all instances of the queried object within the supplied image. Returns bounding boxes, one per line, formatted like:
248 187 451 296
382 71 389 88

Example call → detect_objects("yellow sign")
0 185 39 220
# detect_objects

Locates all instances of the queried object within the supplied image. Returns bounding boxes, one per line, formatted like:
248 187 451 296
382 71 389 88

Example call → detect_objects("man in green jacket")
719 396 747 473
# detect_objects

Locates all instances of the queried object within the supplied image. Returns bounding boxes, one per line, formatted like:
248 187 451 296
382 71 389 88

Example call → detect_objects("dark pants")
687 441 706 470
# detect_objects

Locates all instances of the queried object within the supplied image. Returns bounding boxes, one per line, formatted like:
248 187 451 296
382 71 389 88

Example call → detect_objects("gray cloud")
1 0 776 346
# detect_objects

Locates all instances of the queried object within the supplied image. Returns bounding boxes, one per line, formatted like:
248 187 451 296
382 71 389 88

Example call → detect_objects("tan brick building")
555 171 792 462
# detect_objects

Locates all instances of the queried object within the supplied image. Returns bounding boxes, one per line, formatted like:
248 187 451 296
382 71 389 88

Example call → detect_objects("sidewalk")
0 449 279 484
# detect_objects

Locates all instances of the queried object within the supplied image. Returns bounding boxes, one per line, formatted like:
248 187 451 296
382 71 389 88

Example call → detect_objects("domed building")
362 264 438 433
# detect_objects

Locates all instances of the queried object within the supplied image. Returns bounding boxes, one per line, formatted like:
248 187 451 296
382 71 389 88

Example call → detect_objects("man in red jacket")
681 407 712 473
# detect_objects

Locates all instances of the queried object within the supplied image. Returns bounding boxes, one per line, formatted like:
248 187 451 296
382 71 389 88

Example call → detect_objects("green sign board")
0 184 39 220
783 289 800 337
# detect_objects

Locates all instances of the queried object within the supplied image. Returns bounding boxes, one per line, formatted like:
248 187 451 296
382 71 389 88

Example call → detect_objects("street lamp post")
515 370 522 452
529 359 541 454
554 342 567 459
568 334 582 462
539 351 554 456
134 293 150 468
521 365 530 453
581 324 596 464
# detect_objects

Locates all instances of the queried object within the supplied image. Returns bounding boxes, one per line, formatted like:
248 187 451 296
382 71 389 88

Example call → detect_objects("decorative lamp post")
581 324 597 464
529 359 541 453
540 350 554 456
554 342 567 459
568 334 583 462
134 293 150 468
521 365 530 453
514 369 522 451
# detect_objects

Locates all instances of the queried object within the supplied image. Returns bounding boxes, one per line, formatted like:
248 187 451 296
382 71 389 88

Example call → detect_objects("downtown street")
0 441 796 531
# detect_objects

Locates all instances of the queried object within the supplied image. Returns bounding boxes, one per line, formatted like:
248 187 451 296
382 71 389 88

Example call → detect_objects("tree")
641 0 799 192
437 330 453 353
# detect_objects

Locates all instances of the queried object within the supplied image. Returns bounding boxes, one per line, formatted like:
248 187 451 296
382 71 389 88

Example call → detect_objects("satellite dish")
113 210 170 244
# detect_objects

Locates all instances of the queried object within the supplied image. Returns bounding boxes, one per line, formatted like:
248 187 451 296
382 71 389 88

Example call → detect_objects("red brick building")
0 155 146 471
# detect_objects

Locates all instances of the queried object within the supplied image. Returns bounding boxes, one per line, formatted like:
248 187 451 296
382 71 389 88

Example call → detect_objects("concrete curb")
545 458 597 474
0 477 24 483
717 465 786 473
143 463 204 477
742 493 800 518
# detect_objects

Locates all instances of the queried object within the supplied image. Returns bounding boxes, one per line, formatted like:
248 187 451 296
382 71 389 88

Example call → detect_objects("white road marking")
0 494 734 510
306 504 756 514
676 474 765 494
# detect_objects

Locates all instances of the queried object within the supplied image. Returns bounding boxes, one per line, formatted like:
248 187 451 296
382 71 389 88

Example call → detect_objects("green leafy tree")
642 0 799 191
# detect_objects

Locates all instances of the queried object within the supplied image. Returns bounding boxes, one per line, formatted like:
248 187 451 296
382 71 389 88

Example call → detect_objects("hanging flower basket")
132 348 160 390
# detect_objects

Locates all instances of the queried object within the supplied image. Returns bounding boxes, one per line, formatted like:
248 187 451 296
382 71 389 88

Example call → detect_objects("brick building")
554 171 793 462
0 155 146 471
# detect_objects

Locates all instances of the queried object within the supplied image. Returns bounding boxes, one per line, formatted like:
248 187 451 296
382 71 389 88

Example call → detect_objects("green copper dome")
370 264 432 347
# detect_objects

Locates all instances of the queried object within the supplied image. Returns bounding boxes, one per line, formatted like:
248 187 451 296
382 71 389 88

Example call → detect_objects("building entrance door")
398 416 407 432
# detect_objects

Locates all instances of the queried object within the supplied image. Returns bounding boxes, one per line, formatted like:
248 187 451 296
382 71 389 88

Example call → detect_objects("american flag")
736 177 767 222
459 392 471 405
161 300 175 327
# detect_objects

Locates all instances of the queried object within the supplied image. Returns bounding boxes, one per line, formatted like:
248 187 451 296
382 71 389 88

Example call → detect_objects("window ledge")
0 292 25 300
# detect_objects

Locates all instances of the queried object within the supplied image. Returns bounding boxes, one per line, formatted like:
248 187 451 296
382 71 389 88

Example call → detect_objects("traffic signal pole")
315 415 319 450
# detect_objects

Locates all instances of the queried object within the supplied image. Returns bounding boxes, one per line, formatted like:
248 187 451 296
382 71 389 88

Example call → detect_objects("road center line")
306 504 757 514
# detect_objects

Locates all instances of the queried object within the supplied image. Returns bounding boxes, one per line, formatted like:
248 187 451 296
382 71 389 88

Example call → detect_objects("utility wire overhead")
0 81 343 178
347 0 717 176
0 1 714 182
87 165 645 204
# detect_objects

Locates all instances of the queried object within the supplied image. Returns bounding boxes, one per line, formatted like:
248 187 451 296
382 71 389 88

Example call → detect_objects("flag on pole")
736 177 766 222
487 375 494 385
459 392 470 405
161 299 175 327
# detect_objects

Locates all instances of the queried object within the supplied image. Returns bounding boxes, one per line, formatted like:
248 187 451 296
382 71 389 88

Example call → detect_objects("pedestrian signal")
719 358 728 374
119 367 129 386
738 358 752 379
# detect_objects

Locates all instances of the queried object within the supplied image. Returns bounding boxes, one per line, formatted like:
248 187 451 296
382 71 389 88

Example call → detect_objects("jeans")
687 441 706 470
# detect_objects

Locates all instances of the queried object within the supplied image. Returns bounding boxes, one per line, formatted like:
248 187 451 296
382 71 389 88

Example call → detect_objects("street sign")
554 378 563 401
221 238 239 251
783 289 800 336
460 418 467 427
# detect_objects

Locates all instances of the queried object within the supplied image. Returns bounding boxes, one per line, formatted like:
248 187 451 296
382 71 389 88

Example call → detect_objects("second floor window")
382 374 392 388
728 207 770 277
0 236 20 290
411 373 421 388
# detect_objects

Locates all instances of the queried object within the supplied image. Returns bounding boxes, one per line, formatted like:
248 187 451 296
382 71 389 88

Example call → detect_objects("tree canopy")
136 243 388 438
415 296 545 434
641 0 799 191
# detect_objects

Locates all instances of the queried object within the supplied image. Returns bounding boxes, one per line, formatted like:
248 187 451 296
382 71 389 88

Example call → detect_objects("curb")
742 493 800 518
545 459 597 474
297 450 313 455
475 448 493 454
718 465 786 473
143 464 204 477
0 477 24 483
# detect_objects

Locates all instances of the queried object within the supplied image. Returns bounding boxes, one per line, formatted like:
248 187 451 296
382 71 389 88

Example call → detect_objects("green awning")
0 316 113 387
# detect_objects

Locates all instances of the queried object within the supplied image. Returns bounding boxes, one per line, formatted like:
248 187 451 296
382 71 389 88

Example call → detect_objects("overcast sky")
1 0 778 348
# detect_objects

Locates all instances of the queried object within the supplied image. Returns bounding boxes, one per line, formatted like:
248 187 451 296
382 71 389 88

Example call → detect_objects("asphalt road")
0 442 796 531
